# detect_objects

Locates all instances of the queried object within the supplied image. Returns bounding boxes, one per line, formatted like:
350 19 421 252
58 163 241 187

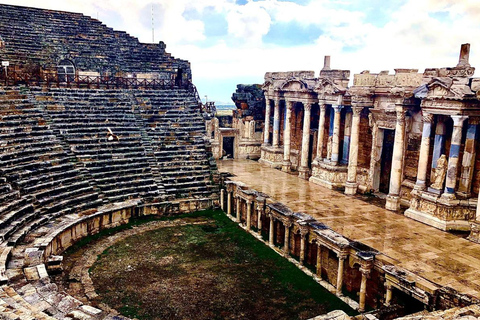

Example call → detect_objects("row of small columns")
272 216 375 312
223 187 377 312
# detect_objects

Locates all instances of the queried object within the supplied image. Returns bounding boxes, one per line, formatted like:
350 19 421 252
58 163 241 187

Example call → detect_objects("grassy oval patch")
88 210 356 319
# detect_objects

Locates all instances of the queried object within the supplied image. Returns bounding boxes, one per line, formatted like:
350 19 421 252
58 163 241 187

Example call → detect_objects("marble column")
263 100 272 145
331 105 343 164
386 106 406 211
336 252 347 296
458 119 478 197
283 222 291 256
345 107 362 195
431 117 446 179
359 263 372 313
269 215 274 246
282 100 294 172
246 199 252 231
220 189 225 211
316 243 322 278
443 115 468 199
299 103 312 179
299 230 308 266
273 98 281 147
315 104 327 161
385 283 393 306
236 195 241 222
341 111 352 164
227 191 232 216
414 112 433 191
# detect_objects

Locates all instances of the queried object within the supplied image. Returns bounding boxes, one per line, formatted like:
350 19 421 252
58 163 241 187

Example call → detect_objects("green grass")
73 209 357 319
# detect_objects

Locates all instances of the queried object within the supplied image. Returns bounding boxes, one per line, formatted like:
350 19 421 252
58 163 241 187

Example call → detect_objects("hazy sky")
1 0 479 104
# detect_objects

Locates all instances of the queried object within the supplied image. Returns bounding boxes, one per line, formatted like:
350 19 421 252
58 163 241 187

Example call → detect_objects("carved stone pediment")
315 78 346 100
262 80 273 91
280 79 308 92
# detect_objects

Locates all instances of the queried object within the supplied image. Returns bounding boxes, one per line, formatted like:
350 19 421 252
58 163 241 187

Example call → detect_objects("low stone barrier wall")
220 179 478 316
40 198 215 259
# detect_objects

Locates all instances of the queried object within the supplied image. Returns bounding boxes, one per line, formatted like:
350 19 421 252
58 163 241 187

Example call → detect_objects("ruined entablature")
352 69 422 93
423 77 476 101
315 78 347 103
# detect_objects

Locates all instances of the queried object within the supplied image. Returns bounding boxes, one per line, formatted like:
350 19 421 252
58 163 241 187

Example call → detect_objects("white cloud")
226 2 271 46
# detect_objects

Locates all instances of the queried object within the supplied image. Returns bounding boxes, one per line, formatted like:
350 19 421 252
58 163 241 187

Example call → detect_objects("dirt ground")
59 211 355 320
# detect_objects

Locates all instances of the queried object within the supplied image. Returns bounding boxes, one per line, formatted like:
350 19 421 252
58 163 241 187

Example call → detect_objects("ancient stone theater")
1 2 480 320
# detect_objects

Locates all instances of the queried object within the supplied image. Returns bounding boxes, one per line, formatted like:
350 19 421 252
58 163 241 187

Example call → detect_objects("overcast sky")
1 0 479 104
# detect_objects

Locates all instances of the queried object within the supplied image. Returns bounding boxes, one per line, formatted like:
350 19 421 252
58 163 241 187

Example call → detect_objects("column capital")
422 112 434 123
451 115 468 126
246 199 252 205
286 100 295 109
304 103 312 112
337 251 348 260
352 106 363 117
299 228 309 237
332 105 343 113
319 103 327 112
283 220 293 228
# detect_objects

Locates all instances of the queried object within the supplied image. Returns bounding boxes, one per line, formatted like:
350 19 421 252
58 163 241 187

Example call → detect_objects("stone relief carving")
326 136 333 160
430 154 447 190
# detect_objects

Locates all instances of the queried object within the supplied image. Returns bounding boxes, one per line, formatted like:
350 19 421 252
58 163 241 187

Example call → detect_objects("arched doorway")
57 59 75 82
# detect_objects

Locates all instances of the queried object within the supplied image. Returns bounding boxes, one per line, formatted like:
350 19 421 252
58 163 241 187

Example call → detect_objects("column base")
344 181 358 195
413 182 426 191
385 194 400 211
298 166 310 180
441 192 456 200
281 160 292 173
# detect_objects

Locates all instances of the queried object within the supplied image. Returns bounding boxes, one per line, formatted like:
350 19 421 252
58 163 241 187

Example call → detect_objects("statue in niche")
327 136 333 160
430 154 447 190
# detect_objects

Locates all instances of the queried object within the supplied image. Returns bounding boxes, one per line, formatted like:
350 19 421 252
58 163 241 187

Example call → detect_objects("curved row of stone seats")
133 90 216 198
0 4 183 73
0 88 103 246
0 212 129 319
34 88 165 203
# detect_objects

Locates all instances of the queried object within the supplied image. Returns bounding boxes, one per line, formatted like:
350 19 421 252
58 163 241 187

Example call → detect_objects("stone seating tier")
0 4 190 75
0 86 212 254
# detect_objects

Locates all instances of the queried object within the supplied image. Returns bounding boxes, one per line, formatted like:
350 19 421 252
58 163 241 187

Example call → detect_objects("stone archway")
57 59 75 82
